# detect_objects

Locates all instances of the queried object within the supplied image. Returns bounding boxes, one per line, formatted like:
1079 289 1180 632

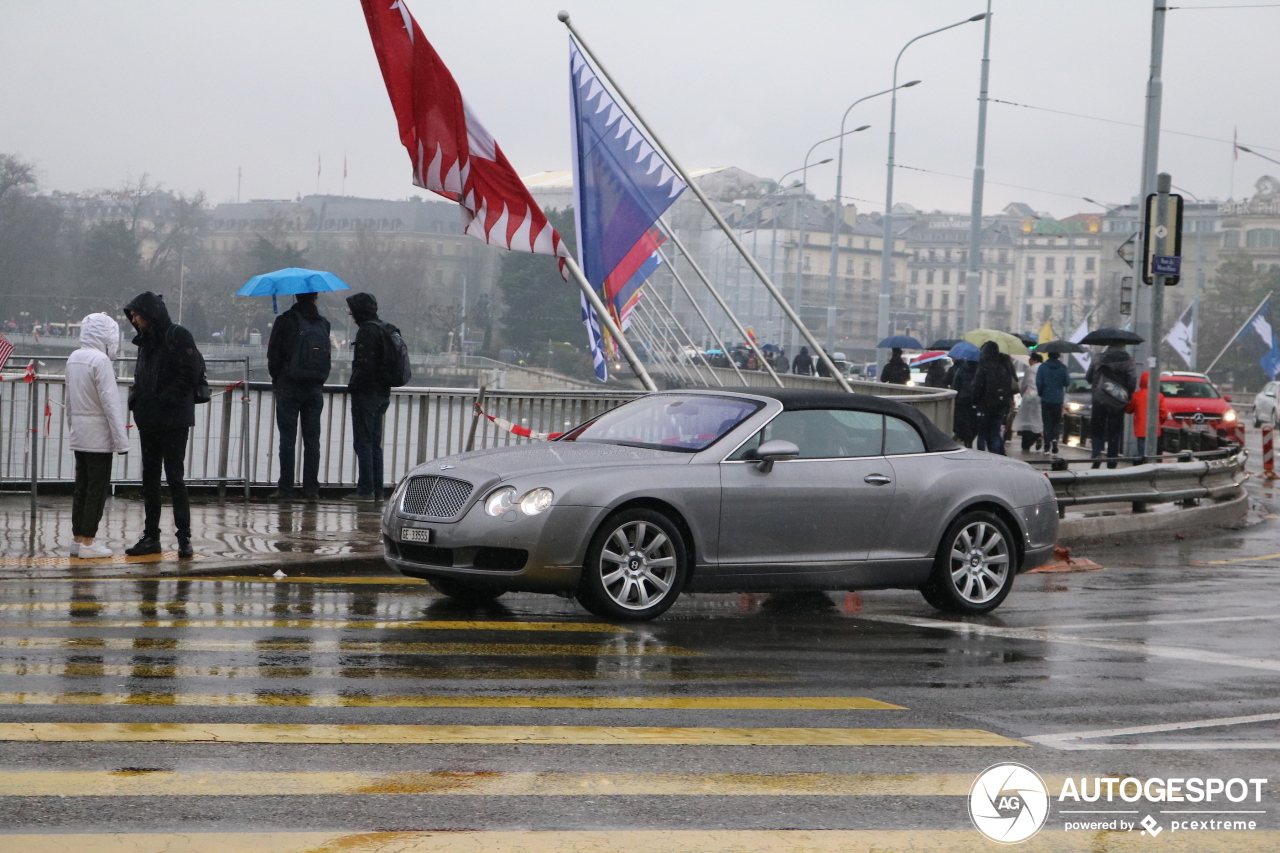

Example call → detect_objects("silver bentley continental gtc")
382 389 1058 621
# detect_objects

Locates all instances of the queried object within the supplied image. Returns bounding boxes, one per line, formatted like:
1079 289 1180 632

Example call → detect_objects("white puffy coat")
66 313 129 453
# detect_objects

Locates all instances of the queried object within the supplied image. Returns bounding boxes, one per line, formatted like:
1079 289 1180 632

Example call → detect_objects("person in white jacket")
66 313 129 558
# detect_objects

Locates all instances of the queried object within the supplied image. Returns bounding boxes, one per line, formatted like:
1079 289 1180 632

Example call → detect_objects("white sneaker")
77 542 113 559
69 542 79 557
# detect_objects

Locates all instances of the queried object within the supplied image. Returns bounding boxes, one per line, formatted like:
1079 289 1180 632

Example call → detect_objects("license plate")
400 528 434 543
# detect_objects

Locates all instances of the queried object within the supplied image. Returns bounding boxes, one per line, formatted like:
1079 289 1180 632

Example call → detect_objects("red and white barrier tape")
1263 423 1277 480
475 404 563 441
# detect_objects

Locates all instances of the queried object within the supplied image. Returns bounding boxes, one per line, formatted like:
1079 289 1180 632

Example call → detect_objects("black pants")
71 451 113 538
1041 402 1064 447
351 390 390 497
276 383 323 495
139 426 191 539
1090 406 1125 469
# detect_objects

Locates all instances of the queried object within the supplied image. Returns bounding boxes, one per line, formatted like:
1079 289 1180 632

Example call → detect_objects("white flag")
1165 300 1196 368
1068 318 1092 372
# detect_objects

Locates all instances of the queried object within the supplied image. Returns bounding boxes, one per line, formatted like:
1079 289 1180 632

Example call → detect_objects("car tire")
576 508 688 622
428 577 505 603
921 510 1017 615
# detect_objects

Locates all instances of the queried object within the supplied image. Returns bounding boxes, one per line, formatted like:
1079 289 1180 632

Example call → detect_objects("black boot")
125 536 162 557
177 536 194 559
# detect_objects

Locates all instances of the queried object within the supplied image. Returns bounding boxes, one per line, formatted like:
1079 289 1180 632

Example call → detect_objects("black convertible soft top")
722 387 961 453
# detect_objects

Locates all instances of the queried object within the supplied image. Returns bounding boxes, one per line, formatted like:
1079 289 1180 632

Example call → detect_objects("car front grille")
400 476 474 518
1173 412 1221 423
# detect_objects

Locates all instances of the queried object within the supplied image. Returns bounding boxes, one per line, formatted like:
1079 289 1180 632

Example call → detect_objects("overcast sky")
4 1 1279 218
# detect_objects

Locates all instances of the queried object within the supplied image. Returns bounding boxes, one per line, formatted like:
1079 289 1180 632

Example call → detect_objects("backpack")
1094 364 1131 411
979 362 1013 412
165 324 211 404
373 319 412 387
284 312 332 383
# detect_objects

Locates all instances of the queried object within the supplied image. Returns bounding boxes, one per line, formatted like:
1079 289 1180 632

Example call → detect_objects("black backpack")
165 324 211 404
373 320 412 387
284 313 332 383
979 362 1013 412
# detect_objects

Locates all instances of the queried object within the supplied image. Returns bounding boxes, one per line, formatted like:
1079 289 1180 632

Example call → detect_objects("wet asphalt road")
1 481 1278 850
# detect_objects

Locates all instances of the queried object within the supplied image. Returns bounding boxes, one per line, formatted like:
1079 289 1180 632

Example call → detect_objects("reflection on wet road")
0 557 1277 850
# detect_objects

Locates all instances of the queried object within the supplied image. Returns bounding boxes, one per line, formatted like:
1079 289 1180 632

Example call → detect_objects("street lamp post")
963 0 994 332
763 168 807 349
878 13 988 364
827 85 918 354
788 153 834 353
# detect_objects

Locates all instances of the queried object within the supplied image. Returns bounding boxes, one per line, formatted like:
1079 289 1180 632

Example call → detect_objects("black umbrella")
1034 339 1086 354
1079 328 1145 346
1013 332 1039 347
929 338 962 350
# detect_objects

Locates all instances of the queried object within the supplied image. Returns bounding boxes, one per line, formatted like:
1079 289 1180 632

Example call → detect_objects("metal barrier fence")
1046 444 1247 515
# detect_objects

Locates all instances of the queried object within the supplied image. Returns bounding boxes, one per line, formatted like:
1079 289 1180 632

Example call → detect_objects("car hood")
410 441 690 484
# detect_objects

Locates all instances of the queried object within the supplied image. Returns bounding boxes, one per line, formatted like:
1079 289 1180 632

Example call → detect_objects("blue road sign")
1152 255 1181 277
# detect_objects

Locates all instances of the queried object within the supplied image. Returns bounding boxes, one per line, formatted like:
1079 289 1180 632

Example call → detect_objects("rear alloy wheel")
577 509 688 621
428 577 505 603
921 510 1017 615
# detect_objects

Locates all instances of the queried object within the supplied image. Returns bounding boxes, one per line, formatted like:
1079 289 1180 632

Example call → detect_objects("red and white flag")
0 333 13 372
360 0 569 274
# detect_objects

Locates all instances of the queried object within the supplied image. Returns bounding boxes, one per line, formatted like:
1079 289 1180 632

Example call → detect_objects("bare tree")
0 154 36 208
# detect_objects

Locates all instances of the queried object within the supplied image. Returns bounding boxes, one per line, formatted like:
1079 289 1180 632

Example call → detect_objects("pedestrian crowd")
62 289 406 560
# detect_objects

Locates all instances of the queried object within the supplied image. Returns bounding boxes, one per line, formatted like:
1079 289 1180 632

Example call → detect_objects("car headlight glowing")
484 486 518 517
519 488 555 515
1224 410 1237 422
1067 402 1082 412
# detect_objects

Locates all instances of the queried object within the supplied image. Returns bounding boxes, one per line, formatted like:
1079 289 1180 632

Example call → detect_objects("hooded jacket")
124 292 200 430
969 341 1016 416
267 296 332 386
1125 371 1169 438
880 353 911 385
1036 356 1071 405
346 292 389 392
66 313 129 453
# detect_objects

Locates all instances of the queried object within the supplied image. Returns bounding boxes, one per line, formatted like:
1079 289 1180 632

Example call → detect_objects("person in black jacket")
968 341 1016 455
924 358 949 389
1085 344 1139 469
880 349 911 384
123 292 200 557
792 346 813 376
947 358 979 447
345 292 391 502
267 292 331 499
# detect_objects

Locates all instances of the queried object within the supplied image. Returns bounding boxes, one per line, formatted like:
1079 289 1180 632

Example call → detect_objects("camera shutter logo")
969 763 1050 843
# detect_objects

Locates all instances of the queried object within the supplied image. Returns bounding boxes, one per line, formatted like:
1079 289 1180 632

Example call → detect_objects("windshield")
560 395 762 452
1160 380 1220 399
1067 377 1092 394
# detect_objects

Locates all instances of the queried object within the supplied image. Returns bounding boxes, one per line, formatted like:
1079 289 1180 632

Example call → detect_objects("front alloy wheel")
921 510 1017 614
577 509 687 621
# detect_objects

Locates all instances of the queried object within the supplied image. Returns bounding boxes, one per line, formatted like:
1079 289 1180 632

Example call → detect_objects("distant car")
1159 372 1243 445
382 389 1059 621
1064 374 1092 416
1253 381 1278 427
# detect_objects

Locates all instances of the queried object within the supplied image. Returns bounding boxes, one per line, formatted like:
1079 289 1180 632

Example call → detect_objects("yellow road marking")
0 723 1022 746
1196 551 1280 565
0 552 194 566
0 619 627 632
0 636 697 657
0 601 429 614
0 692 901 710
0 770 1004 796
173 575 427 584
3 831 1266 852
0 663 745 682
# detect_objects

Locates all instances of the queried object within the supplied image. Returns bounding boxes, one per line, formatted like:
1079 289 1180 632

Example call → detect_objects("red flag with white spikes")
360 0 569 275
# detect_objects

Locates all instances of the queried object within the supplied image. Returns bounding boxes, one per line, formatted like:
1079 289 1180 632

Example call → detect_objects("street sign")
1142 191 1183 285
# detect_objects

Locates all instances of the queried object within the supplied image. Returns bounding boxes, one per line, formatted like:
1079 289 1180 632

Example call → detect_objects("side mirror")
1224 394 1233 403
754 439 799 473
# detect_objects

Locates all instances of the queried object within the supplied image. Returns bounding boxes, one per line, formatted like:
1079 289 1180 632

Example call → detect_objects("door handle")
864 474 892 486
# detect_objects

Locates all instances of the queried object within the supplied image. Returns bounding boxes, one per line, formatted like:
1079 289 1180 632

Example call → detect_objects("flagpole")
646 284 723 386
559 12 850 393
657 245 747 385
657 215 784 387
641 299 709 385
1205 290 1273 375
564 255 657 391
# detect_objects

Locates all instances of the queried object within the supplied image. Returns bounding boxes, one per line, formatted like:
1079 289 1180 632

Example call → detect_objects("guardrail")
1045 445 1247 516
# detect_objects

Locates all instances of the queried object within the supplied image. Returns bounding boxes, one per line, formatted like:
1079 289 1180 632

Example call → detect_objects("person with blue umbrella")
240 268 350 500
876 335 922 385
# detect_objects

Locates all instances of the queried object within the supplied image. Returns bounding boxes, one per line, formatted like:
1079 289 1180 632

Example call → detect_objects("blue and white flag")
569 35 687 380
1237 297 1272 348
580 294 609 382
1164 299 1196 369
1262 333 1280 381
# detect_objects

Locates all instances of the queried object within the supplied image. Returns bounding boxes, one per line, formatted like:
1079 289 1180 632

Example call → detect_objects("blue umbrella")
947 341 981 362
761 343 782 354
877 334 924 349
236 267 352 313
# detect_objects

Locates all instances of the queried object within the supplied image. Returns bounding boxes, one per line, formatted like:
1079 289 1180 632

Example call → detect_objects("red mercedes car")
1158 372 1244 445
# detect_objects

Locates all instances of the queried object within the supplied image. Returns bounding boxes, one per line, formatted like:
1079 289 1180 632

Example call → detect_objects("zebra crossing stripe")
1 831 1266 852
0 723 1024 746
0 692 903 710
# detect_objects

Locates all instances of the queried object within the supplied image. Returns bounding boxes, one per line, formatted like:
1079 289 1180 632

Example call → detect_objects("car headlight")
519 488 554 516
1067 402 1082 412
389 477 411 509
1224 410 1237 422
484 486 518 517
